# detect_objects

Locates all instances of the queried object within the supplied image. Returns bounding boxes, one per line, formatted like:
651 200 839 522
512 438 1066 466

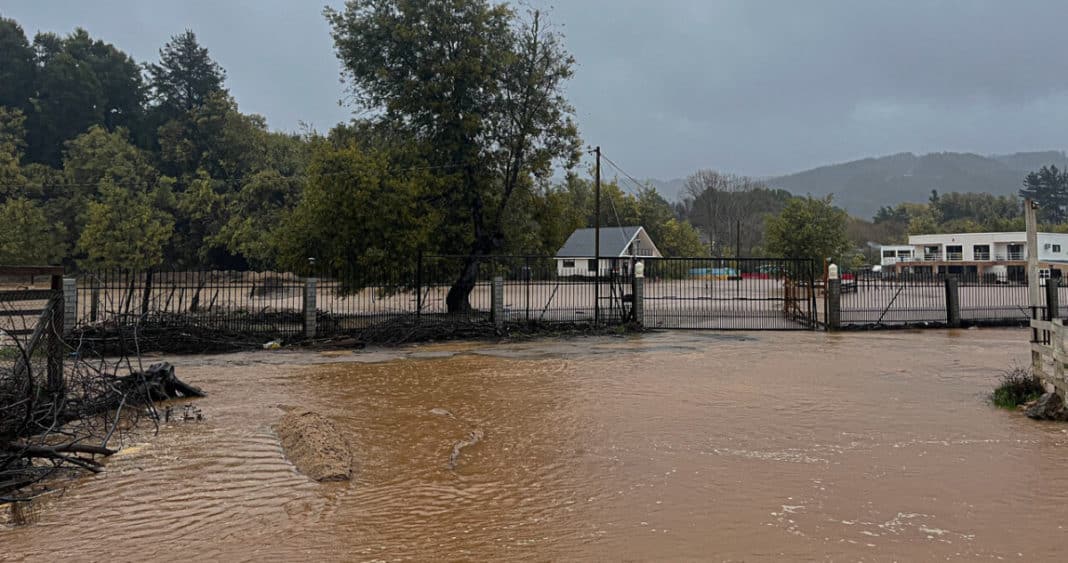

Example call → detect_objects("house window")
562 260 575 268
1055 245 1062 253
587 259 598 273
973 244 990 260
946 245 963 260
882 250 896 258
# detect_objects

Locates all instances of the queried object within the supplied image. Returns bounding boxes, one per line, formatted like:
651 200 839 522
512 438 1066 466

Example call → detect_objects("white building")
555 226 662 277
878 245 915 267
886 232 1068 279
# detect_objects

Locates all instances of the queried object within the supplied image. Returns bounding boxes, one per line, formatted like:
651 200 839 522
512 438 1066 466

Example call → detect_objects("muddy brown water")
3 329 1067 561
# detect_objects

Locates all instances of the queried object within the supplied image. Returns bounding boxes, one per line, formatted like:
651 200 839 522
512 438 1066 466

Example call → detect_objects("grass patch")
991 365 1045 409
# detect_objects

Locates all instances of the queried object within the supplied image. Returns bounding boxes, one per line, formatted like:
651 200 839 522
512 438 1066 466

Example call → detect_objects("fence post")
416 250 423 318
633 274 644 326
63 277 77 336
492 276 504 329
90 277 100 322
1046 277 1060 320
944 276 961 328
303 277 317 339
47 273 64 394
825 263 841 330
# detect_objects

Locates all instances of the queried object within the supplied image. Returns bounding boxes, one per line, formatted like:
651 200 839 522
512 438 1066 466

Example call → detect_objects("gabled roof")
555 226 647 257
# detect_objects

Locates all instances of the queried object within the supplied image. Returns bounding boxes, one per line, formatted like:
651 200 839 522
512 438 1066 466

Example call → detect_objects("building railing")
974 251 991 261
946 252 963 261
995 252 1025 261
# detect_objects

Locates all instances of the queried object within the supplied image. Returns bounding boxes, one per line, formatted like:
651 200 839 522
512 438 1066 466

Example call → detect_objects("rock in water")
276 410 353 482
1025 392 1068 421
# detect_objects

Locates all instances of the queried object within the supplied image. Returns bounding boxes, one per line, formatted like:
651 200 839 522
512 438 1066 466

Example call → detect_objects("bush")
991 365 1044 409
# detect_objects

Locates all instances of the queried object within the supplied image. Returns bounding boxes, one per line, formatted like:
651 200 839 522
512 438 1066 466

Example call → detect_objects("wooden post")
47 273 64 394
944 276 961 328
1026 198 1041 373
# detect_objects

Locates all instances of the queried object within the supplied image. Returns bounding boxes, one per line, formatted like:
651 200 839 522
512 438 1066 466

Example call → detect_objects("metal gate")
641 258 819 330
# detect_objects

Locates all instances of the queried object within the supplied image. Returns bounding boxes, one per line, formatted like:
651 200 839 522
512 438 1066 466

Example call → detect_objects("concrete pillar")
492 276 504 329
945 276 961 328
303 278 317 339
63 277 77 336
826 278 841 331
633 276 644 326
1046 277 1060 320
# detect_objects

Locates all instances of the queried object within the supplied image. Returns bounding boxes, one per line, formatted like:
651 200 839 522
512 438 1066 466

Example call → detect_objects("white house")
555 226 662 277
888 231 1068 279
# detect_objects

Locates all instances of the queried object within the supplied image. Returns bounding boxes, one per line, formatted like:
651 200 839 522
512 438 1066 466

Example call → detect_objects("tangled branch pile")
1 337 203 503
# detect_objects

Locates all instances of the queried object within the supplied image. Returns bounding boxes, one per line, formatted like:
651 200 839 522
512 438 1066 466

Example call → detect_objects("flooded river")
3 329 1068 561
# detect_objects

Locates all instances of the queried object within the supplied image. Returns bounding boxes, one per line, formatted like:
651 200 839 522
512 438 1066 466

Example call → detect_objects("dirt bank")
275 409 353 482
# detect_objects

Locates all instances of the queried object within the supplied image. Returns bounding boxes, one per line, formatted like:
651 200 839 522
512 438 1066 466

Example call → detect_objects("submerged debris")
448 429 484 470
275 409 353 482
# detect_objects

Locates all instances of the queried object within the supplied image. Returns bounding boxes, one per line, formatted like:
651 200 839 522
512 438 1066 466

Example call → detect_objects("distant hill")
765 151 1068 219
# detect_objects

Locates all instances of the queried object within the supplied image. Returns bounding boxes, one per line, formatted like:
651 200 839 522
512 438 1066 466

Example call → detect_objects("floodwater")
3 329 1068 561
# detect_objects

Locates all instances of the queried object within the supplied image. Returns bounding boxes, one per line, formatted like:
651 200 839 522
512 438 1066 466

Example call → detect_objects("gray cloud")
4 0 1067 178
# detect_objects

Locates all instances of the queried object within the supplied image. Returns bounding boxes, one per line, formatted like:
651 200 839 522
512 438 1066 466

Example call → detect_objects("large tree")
326 1 580 311
147 30 226 119
25 29 145 165
0 18 35 113
1020 165 1068 223
765 196 850 263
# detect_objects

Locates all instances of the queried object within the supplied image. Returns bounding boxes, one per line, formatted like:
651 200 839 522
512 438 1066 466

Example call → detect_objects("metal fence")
640 258 819 330
839 272 1047 328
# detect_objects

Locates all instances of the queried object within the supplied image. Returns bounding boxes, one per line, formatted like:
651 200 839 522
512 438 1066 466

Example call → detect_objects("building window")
562 260 575 268
587 259 598 273
1055 245 1062 253
973 244 990 260
882 250 896 258
946 245 963 261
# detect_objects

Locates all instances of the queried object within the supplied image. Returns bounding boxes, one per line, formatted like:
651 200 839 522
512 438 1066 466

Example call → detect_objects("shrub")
991 365 1045 409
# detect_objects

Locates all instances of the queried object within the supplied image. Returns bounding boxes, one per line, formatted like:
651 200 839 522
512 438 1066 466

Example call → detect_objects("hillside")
765 151 1067 219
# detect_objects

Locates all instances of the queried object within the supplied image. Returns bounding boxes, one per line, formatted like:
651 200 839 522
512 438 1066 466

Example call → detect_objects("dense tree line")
6 2 1062 289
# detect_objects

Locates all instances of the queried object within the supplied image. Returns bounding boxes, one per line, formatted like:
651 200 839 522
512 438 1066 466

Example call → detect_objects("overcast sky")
4 0 1067 179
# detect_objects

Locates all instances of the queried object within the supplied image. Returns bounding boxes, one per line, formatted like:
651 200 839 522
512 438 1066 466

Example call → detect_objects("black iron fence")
838 272 1048 328
640 258 819 330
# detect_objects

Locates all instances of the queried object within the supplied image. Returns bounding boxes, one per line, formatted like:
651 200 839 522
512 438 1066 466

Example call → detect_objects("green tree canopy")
77 181 173 270
765 196 850 263
0 197 64 265
275 141 438 277
147 30 226 120
326 1 580 310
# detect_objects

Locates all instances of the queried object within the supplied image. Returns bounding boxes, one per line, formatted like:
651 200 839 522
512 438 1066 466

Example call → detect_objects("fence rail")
835 273 1044 328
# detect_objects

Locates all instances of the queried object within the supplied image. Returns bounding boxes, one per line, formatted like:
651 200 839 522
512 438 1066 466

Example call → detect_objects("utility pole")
594 146 601 326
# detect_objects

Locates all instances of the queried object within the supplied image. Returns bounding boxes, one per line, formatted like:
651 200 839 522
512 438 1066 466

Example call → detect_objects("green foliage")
0 197 64 264
25 29 145 165
147 30 226 120
0 18 35 112
327 1 580 309
990 366 1044 409
77 182 173 270
657 219 706 257
765 196 850 262
1021 165 1068 223
275 141 438 276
